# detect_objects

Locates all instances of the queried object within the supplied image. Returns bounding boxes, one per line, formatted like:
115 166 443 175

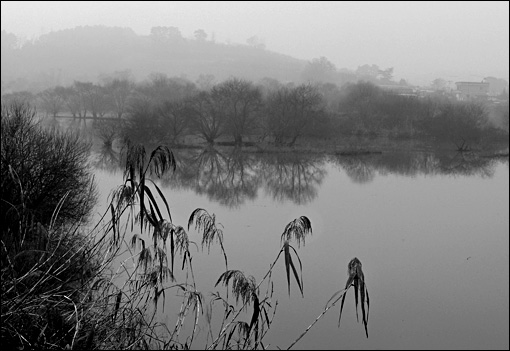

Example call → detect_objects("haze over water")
91 148 509 349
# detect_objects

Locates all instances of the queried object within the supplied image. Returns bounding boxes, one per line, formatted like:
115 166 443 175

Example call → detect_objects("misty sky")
1 1 509 85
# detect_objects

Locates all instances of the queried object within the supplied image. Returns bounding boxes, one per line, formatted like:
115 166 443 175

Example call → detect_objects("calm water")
92 147 509 349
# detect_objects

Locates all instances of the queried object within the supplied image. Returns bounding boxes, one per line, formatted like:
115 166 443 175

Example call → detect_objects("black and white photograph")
1 1 508 349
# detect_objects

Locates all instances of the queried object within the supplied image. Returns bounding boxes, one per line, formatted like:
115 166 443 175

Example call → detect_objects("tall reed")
1 105 371 349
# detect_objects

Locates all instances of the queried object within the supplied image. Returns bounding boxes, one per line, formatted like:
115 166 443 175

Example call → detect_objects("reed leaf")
112 183 136 209
139 175 145 232
283 241 304 297
144 265 175 287
215 270 256 306
338 257 370 337
248 293 260 342
114 290 122 322
152 220 176 272
188 208 228 268
147 179 172 222
281 216 312 248
138 247 152 272
154 287 166 310
130 233 143 250
122 141 145 181
225 321 249 348
110 203 117 244
174 225 190 255
141 184 164 223
147 145 176 177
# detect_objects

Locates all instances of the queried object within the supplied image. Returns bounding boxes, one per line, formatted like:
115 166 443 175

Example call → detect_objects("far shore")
41 115 509 158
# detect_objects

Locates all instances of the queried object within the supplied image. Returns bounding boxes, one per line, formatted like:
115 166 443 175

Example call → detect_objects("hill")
1 25 307 93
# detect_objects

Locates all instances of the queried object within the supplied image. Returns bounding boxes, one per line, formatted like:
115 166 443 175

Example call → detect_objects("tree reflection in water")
160 148 326 207
96 146 506 206
93 143 120 173
260 153 326 205
329 150 501 183
162 146 261 208
330 155 376 183
438 151 499 178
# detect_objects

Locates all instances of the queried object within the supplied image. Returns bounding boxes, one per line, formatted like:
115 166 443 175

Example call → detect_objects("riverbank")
43 116 508 158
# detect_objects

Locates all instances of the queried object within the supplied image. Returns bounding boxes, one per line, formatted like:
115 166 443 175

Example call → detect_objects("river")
90 146 509 349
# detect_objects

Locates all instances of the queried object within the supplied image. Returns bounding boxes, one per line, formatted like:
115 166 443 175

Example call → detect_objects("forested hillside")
1 25 307 93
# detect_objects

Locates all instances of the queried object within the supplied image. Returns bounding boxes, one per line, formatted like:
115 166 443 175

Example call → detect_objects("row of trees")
336 82 509 144
301 57 398 87
121 77 507 148
2 74 508 148
123 77 325 146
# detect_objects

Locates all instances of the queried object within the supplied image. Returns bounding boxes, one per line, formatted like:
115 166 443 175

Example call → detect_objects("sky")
1 1 509 85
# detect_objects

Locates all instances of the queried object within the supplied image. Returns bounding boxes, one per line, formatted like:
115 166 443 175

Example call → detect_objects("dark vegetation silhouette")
1 101 98 349
4 71 506 153
1 102 97 230
1 101 372 349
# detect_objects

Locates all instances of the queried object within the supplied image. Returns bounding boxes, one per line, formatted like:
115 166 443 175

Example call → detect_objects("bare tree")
38 87 66 117
74 81 110 119
104 78 133 119
187 91 226 144
265 84 324 146
264 86 294 145
214 78 262 145
158 100 190 144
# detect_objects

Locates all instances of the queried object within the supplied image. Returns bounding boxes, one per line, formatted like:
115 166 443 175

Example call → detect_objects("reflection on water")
164 147 261 207
329 151 502 183
90 145 509 349
94 145 507 207
158 147 327 207
260 152 326 205
93 144 120 172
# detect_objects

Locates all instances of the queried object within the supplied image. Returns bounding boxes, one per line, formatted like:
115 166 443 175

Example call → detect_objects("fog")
1 1 508 85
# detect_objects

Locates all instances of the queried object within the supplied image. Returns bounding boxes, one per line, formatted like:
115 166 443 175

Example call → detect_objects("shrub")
1 101 97 232
1 101 99 349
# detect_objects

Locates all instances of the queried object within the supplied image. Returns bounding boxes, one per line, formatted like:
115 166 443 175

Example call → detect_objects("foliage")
419 99 490 147
104 140 372 349
4 72 506 152
213 78 262 145
157 100 191 144
102 77 134 119
264 83 325 146
37 86 66 117
301 56 337 83
186 90 226 144
336 257 370 337
1 108 374 349
1 101 99 349
1 101 97 232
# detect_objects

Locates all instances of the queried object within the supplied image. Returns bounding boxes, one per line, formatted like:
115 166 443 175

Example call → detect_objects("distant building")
455 81 490 100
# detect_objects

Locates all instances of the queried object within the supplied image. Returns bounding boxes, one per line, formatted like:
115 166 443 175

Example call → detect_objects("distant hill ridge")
1 25 307 91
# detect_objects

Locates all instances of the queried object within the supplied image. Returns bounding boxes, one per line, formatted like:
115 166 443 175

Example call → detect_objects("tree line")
2 73 509 148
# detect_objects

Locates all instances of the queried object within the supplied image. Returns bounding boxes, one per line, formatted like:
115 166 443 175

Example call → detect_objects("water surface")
92 148 509 349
